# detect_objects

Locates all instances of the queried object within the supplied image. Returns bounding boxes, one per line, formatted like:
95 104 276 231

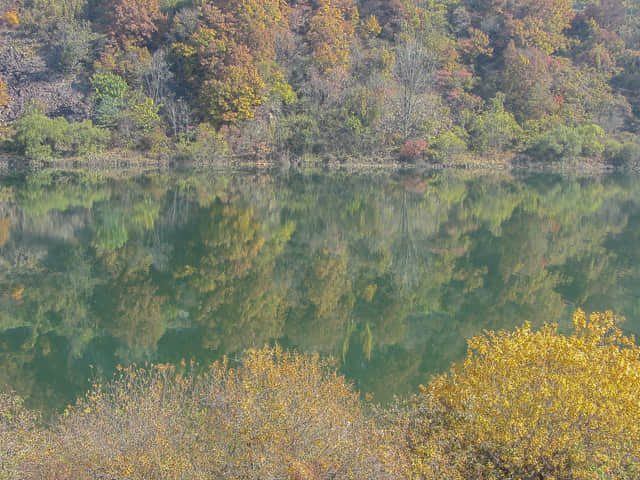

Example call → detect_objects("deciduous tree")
171 0 290 125
105 0 164 46
307 0 358 74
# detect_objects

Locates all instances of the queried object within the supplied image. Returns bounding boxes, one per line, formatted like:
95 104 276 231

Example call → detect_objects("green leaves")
12 111 107 160
91 73 129 128
526 124 605 161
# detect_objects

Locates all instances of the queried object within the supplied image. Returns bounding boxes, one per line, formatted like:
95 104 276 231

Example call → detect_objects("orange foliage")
308 0 358 74
1 9 19 27
106 0 165 46
172 0 290 124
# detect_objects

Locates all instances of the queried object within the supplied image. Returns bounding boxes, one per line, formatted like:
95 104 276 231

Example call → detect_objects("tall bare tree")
392 35 438 140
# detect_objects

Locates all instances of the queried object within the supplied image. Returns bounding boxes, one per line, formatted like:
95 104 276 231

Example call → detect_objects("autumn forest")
2 0 640 478
0 0 639 164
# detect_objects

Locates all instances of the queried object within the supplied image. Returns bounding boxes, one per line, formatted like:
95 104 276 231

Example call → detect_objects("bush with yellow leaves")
0 9 19 27
0 76 8 107
4 311 640 480
403 309 640 480
13 346 403 480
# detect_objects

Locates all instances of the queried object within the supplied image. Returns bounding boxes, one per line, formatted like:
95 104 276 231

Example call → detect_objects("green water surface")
1 168 639 412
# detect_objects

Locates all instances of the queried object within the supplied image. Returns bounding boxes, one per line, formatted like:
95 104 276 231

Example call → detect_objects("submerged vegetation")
0 0 639 164
2 311 640 479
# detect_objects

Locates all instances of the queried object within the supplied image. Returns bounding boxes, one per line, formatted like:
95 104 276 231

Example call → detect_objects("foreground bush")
403 309 640 480
4 311 640 479
0 394 44 477
11 346 402 480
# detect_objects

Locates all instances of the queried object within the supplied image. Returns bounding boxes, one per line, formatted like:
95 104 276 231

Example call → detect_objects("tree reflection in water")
0 169 639 411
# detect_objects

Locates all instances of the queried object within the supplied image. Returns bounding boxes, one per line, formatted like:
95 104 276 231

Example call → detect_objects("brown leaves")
106 0 165 47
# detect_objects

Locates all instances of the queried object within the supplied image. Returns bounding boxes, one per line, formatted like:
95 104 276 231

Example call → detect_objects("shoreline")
0 151 625 174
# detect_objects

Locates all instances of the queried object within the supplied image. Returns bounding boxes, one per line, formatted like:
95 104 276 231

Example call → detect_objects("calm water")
1 168 639 412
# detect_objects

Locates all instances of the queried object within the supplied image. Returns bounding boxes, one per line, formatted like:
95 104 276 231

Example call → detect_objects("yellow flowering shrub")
404 309 640 480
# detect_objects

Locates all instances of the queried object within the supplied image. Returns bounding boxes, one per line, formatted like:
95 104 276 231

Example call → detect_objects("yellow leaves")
407 309 640 479
362 283 377 302
1 9 19 27
0 77 8 108
459 27 493 58
190 27 218 52
308 0 357 74
518 53 530 66
171 41 196 59
6 309 639 479
573 307 588 330
269 74 297 105
10 285 24 301
200 45 266 123
13 346 399 479
172 0 289 125
363 14 381 37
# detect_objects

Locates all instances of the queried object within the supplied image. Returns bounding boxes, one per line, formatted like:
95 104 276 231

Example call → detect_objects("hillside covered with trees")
0 0 639 165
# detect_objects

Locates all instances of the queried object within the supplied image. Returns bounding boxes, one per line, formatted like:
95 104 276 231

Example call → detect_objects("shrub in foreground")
4 311 640 480
403 309 640 480
0 394 44 477
15 346 403 480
